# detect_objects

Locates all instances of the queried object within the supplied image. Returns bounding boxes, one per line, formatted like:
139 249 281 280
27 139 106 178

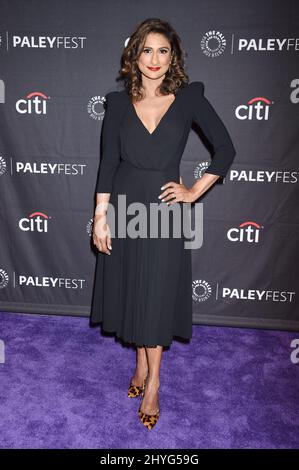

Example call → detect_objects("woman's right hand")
93 214 112 255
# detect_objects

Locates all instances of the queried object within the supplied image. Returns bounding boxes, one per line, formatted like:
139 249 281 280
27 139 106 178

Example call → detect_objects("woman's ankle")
135 360 148 374
146 376 160 389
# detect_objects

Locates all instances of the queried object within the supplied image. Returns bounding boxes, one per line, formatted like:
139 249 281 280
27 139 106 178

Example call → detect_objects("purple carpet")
0 311 298 448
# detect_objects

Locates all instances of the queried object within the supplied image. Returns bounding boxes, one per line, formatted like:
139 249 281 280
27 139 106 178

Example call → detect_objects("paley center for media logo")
0 154 86 177
87 94 107 121
193 161 213 180
0 155 7 175
200 31 299 57
0 267 85 290
192 279 296 304
193 160 299 185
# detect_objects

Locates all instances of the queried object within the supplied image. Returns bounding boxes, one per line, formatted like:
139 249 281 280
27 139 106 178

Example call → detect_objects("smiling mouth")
147 66 161 70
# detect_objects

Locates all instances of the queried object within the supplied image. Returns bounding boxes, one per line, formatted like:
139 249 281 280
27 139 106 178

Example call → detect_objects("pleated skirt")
90 159 193 348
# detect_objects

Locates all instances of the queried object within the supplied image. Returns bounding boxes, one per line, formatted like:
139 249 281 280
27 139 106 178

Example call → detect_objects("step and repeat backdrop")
0 0 298 330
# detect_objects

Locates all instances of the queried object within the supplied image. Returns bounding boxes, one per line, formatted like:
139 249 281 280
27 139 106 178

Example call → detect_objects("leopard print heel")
138 387 160 430
138 408 160 430
127 376 147 398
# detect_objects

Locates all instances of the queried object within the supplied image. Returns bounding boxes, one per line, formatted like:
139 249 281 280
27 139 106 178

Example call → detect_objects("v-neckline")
131 93 178 137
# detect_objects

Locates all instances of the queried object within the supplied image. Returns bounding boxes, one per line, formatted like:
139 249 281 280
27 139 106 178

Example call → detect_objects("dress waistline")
119 158 178 173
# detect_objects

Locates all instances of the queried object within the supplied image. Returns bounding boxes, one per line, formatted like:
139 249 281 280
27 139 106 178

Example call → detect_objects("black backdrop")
0 0 299 331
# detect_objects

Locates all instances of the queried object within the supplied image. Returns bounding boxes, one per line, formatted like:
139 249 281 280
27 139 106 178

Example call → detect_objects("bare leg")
140 345 162 414
131 346 149 387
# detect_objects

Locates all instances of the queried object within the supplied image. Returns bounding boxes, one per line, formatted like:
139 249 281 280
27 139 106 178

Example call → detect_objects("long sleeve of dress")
95 91 121 193
191 81 236 178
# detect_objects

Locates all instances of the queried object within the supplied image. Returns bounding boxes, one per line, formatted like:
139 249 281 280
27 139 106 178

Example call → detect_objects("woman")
90 18 236 430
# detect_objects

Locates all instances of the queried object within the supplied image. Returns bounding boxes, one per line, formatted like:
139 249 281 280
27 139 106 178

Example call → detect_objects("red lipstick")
147 66 161 71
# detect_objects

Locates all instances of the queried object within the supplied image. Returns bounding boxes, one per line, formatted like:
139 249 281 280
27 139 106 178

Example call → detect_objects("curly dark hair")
117 18 189 101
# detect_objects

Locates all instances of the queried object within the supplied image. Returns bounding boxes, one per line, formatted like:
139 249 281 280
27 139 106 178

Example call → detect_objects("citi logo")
235 96 273 120
19 212 51 232
16 92 50 114
227 221 263 243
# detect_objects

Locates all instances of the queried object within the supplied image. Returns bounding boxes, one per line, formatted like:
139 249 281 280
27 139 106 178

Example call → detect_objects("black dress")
90 81 236 348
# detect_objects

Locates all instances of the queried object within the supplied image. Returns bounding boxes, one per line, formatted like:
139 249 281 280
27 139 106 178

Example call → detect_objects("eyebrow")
143 45 170 49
